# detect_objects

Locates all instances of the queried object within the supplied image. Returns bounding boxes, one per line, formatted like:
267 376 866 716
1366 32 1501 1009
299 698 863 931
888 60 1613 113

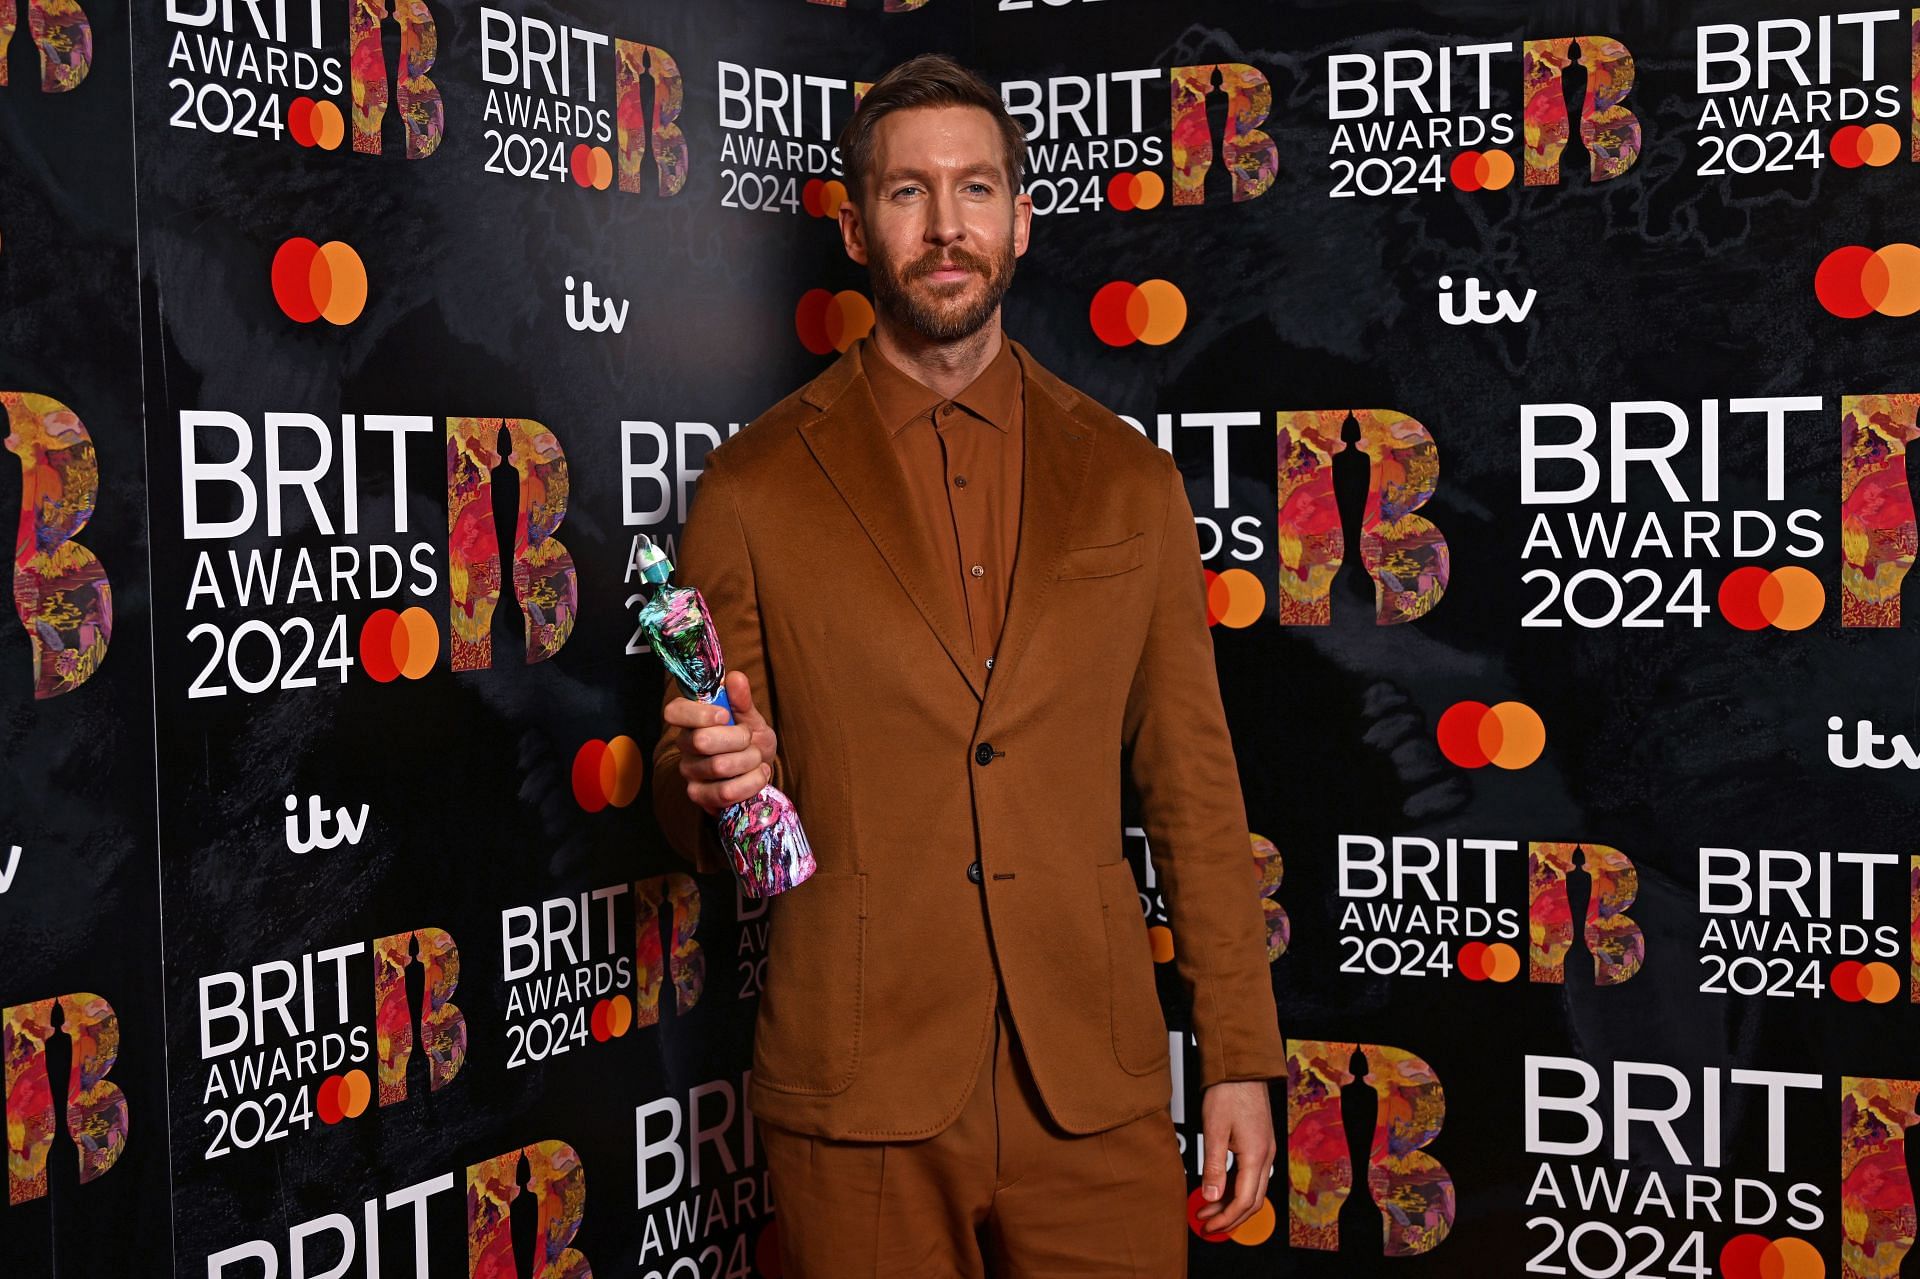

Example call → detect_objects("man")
650 52 1284 1276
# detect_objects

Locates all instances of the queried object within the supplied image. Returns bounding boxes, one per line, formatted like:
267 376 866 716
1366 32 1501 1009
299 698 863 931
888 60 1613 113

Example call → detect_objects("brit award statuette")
633 534 815 896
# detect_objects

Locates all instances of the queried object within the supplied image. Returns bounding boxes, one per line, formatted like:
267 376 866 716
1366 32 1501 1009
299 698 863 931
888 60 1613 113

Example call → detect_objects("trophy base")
719 784 816 897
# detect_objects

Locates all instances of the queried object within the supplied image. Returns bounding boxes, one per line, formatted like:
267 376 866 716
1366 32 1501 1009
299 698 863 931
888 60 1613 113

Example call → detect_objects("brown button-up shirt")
858 333 1026 671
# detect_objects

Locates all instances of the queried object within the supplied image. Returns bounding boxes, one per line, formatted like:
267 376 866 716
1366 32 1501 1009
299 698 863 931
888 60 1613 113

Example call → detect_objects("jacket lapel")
984 342 1095 710
798 347 989 701
794 339 1096 710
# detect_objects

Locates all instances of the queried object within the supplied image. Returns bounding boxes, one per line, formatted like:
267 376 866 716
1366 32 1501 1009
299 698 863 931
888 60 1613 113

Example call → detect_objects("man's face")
839 104 1033 343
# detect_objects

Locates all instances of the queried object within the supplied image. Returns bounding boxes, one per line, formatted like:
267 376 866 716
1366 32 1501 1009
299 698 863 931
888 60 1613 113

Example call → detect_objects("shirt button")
966 861 983 884
975 742 995 765
970 564 985 577
954 475 967 487
941 404 955 417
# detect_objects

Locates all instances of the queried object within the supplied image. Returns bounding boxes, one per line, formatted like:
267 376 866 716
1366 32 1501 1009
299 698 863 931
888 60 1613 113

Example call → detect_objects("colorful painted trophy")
633 533 815 896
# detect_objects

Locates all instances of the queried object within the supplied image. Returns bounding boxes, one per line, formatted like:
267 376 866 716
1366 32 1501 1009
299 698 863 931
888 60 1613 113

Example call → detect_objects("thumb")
1200 1128 1229 1201
726 670 760 722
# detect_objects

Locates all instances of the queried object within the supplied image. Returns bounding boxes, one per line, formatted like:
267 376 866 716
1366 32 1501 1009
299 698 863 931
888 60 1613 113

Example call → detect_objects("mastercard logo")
1831 960 1900 1004
568 144 613 190
1437 700 1545 770
1106 170 1166 212
1187 1188 1276 1245
315 1069 371 1124
801 178 850 218
1815 242 1920 318
1090 278 1186 347
1719 1234 1823 1279
359 607 438 682
1717 565 1823 631
573 735 644 812
287 97 346 150
588 995 634 1040
795 288 874 355
272 236 368 325
1204 567 1264 628
1449 149 1514 192
1457 941 1521 982
1830 122 1901 169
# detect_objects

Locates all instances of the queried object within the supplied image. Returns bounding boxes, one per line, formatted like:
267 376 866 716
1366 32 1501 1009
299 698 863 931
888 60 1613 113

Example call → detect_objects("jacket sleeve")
1121 448 1288 1088
649 451 787 877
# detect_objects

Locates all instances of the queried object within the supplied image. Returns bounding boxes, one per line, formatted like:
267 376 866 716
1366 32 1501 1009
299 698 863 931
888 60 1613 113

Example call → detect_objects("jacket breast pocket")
1096 859 1169 1076
752 869 867 1095
1057 531 1145 580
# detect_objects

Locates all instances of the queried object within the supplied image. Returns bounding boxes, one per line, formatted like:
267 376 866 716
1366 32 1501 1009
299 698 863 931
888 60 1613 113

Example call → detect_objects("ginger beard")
867 235 1017 343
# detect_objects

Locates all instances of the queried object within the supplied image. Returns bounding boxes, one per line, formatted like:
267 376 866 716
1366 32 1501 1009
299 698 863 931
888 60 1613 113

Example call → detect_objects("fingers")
662 695 731 729
684 762 773 815
1195 1130 1276 1236
1199 1124 1230 1204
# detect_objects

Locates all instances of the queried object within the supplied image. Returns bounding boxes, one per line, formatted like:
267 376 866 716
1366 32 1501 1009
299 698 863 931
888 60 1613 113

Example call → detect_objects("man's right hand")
662 669 779 816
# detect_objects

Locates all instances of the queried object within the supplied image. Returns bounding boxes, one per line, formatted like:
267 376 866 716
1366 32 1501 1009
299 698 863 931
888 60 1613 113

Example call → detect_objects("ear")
839 196 869 267
1012 189 1034 259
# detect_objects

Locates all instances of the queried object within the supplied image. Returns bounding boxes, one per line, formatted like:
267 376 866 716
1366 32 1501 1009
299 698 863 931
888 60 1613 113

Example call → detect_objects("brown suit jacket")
650 336 1286 1141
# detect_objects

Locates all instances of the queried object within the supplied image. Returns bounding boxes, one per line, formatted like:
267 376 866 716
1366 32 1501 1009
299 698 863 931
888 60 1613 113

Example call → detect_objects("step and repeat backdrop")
5 0 1919 1274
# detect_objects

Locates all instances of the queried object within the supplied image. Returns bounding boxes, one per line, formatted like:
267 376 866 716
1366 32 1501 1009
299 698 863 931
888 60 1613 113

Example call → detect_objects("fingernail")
1204 1185 1220 1200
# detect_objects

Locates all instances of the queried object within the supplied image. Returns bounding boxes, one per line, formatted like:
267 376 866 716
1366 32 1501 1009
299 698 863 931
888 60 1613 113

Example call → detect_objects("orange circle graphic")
604 734 645 808
1480 150 1515 190
1862 122 1902 167
313 100 345 150
1134 170 1166 209
312 241 367 325
1860 961 1901 1004
1480 701 1545 770
1230 1197 1276 1245
825 289 874 352
1481 942 1521 982
1205 568 1265 628
1134 278 1187 345
393 606 439 679
1764 566 1824 630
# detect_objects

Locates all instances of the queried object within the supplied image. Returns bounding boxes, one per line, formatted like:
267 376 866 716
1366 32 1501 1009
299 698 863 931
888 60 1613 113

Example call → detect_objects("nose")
924 185 964 246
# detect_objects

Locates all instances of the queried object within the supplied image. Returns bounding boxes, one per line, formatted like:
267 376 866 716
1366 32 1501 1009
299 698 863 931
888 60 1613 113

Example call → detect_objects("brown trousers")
759 991 1189 1277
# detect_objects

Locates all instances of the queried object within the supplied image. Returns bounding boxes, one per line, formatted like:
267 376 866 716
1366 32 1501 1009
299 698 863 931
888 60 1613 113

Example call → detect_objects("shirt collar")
860 332 1023 437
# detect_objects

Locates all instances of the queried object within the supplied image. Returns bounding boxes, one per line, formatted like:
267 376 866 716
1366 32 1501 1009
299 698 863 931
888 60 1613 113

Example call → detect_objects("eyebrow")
878 162 1005 185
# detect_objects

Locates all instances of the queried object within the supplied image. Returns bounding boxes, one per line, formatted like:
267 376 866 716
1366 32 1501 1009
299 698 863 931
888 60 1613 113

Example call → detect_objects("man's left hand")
1194 1079 1278 1236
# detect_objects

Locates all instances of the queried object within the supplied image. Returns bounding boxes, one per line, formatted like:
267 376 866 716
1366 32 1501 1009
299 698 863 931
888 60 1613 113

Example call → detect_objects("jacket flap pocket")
1057 532 1145 580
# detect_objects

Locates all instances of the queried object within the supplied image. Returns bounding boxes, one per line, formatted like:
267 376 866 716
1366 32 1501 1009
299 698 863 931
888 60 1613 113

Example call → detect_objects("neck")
870 311 1004 400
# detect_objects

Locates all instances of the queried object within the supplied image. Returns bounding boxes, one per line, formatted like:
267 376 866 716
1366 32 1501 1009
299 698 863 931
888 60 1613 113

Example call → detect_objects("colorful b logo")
467 1141 591 1277
1275 409 1450 626
634 873 703 1025
371 927 467 1106
0 0 91 92
446 418 578 672
4 392 111 698
4 993 128 1204
1287 1040 1453 1256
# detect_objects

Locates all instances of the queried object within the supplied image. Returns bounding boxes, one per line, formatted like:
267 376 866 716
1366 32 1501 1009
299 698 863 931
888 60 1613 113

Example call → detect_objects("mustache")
902 247 991 281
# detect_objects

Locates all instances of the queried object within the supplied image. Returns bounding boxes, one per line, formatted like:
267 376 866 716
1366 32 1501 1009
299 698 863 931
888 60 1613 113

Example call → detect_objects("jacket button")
966 861 983 884
975 742 995 765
